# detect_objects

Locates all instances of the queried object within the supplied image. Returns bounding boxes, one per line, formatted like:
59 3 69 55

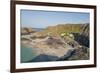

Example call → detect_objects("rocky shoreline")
21 35 89 62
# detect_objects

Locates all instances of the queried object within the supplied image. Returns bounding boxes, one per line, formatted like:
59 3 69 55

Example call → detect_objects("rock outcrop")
80 23 89 37
21 28 35 35
22 37 75 62
73 24 89 47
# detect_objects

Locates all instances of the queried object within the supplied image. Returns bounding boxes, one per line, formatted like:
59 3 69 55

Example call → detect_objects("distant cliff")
33 24 82 37
21 28 35 35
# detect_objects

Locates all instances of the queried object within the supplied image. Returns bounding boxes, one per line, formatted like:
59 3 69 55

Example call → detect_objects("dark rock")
72 24 89 47
29 54 59 62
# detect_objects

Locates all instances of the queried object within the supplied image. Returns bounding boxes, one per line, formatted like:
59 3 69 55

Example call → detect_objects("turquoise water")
21 44 37 63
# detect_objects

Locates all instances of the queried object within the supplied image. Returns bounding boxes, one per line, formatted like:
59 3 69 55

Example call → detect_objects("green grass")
33 24 82 37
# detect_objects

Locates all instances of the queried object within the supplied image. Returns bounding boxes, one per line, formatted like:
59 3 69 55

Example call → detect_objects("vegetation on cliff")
32 24 82 37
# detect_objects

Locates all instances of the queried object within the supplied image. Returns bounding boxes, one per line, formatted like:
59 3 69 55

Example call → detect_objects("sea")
21 44 37 63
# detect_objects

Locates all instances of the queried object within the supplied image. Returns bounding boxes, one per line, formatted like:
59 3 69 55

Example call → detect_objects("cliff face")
73 24 89 47
80 23 89 37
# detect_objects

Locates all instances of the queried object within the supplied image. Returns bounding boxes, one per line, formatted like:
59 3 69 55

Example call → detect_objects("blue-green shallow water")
21 44 37 63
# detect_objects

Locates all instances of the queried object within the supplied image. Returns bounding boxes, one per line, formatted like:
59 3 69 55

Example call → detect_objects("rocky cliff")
21 23 90 62
21 28 35 35
73 23 89 47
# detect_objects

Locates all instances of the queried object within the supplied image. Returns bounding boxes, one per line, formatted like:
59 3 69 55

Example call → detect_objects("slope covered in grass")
33 24 83 37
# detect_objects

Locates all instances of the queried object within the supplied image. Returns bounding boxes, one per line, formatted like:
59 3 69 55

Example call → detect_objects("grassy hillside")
33 24 83 37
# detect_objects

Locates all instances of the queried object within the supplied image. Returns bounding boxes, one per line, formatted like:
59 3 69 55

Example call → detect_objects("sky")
21 10 90 28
